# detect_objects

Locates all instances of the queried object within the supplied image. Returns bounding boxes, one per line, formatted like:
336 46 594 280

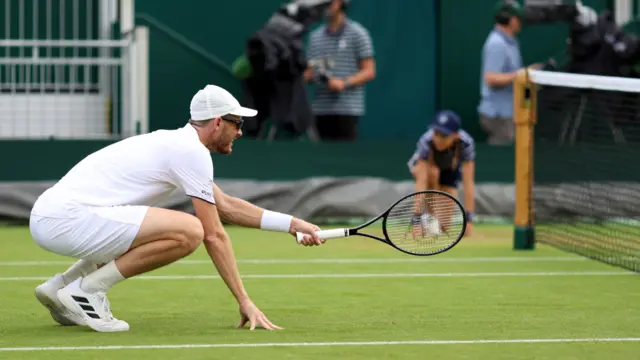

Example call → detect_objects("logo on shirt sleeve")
201 189 213 199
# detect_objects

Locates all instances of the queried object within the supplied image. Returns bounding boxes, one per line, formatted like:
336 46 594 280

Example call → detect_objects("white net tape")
529 69 640 93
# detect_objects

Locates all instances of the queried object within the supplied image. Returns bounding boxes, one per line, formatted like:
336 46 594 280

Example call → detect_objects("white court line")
0 257 586 266
0 271 634 281
2 337 640 352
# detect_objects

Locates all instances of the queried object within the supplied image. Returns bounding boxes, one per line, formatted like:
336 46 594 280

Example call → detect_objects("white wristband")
260 210 293 232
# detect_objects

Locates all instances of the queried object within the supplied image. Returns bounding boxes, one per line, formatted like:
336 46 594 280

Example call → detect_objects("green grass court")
1 224 639 359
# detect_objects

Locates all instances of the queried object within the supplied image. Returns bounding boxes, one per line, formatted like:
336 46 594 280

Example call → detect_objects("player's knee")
178 215 204 253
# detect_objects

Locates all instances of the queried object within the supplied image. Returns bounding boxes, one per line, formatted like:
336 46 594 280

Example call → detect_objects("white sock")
61 260 98 285
80 260 125 293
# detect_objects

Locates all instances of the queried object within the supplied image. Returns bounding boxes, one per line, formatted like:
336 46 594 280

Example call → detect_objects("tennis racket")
296 190 467 256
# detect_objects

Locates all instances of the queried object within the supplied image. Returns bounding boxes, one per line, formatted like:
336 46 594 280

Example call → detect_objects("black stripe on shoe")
71 295 101 319
72 295 89 304
80 304 95 312
86 312 101 319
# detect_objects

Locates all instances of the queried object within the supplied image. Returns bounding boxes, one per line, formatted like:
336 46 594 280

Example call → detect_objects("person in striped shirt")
408 111 476 237
304 0 376 141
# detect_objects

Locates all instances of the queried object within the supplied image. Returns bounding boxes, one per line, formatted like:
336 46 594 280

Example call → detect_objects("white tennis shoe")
57 278 130 332
34 273 86 326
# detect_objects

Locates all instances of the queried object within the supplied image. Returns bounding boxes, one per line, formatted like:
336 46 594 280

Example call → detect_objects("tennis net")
528 70 640 272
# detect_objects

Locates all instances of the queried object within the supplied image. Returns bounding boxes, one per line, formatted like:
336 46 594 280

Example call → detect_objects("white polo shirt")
32 124 215 217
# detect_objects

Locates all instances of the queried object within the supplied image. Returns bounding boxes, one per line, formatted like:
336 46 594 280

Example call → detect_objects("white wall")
0 94 109 139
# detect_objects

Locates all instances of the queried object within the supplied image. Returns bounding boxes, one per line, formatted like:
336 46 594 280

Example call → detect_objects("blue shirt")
407 129 476 171
477 29 522 119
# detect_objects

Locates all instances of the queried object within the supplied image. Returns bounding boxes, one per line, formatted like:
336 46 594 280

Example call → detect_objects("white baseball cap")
189 84 257 120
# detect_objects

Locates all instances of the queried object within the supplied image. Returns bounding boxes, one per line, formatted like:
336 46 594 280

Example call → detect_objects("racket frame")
298 190 467 256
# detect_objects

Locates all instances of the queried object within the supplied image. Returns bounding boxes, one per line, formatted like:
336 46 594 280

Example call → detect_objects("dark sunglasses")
221 115 244 129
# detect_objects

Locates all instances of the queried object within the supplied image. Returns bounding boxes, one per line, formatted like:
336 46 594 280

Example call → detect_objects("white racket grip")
296 228 348 243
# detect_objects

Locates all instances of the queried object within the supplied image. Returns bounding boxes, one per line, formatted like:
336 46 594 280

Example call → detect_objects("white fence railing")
0 0 148 139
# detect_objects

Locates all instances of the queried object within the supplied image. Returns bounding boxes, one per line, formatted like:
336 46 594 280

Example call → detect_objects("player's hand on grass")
290 218 323 246
237 298 282 331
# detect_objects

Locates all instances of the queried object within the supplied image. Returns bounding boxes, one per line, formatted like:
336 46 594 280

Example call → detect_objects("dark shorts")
439 168 461 188
407 154 461 188
314 115 359 141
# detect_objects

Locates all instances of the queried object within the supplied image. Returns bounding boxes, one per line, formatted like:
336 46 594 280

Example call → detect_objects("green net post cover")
514 226 535 250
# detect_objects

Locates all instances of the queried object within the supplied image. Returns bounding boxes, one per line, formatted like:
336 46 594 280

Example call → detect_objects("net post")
513 68 536 250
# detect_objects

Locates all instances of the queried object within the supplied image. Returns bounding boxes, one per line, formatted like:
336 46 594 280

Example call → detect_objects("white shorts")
29 191 149 263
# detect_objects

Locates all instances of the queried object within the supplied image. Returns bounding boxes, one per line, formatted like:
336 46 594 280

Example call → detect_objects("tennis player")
408 110 475 236
29 84 323 333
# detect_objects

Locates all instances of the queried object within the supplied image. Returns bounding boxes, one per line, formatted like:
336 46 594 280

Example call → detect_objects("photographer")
304 0 376 142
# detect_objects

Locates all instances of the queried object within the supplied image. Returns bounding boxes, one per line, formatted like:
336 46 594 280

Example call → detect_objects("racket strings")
385 192 465 255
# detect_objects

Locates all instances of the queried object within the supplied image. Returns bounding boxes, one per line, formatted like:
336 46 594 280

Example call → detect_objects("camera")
521 1 640 78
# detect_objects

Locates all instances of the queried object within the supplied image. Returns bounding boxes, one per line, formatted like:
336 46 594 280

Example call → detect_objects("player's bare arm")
191 197 281 331
191 197 247 302
461 160 475 236
211 183 323 246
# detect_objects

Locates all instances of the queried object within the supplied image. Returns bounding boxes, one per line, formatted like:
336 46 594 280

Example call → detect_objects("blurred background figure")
408 111 476 237
234 0 336 140
304 0 376 142
478 0 541 145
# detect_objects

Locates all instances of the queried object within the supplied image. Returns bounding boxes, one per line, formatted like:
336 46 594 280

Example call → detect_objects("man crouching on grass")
408 110 476 237
29 84 323 333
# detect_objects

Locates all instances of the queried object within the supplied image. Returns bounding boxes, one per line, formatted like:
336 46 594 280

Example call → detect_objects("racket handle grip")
296 228 348 243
